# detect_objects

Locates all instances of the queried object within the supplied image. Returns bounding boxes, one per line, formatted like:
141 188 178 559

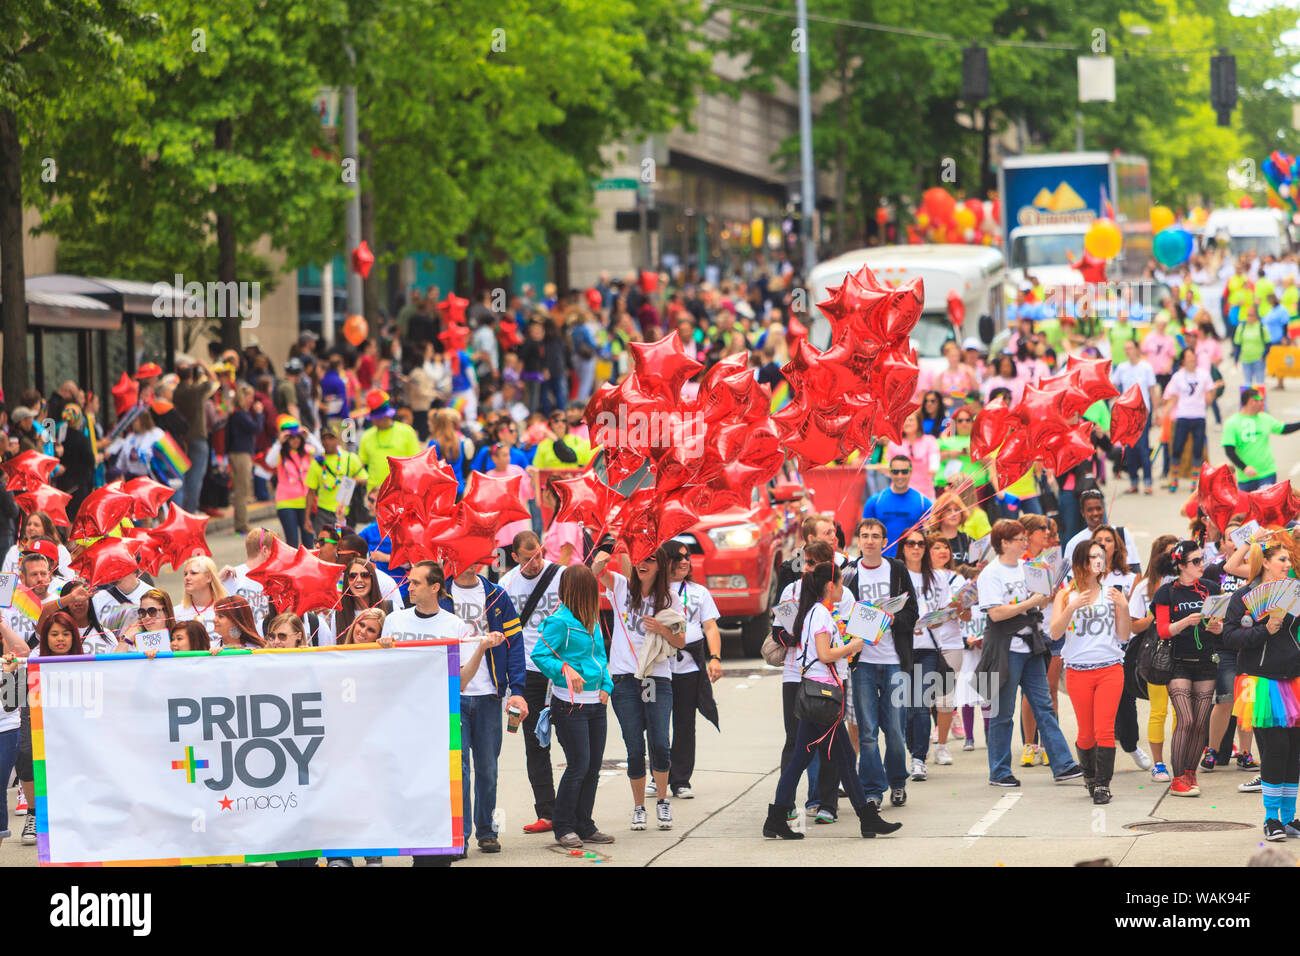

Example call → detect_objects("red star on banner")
219 796 233 811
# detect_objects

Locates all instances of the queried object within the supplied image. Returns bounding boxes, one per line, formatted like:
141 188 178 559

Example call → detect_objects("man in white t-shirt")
4 552 59 650
219 528 281 636
498 532 564 833
1062 490 1141 574
1110 338 1161 494
843 518 919 812
448 562 526 856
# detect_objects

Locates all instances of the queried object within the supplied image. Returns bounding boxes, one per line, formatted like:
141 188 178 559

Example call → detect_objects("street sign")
314 88 339 129
594 178 637 191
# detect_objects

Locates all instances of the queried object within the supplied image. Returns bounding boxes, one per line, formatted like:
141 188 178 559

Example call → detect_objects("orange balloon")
343 314 368 347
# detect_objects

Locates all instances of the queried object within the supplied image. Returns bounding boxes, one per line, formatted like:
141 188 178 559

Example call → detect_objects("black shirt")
1153 578 1220 661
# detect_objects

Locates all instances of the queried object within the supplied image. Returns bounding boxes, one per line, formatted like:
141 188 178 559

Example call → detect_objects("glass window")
136 318 168 369
42 331 81 399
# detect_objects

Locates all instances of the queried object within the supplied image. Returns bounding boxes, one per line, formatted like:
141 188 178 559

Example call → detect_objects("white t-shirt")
1165 367 1214 419
1102 570 1136 599
450 580 496 697
226 563 270 636
2 543 74 579
1110 359 1159 412
605 571 685 679
91 580 154 626
381 604 471 643
851 560 899 665
670 580 720 675
796 603 846 685
779 580 856 683
1063 527 1141 573
1060 587 1123 670
79 622 117 656
499 562 563 674
977 560 1036 655
174 603 218 646
911 568 964 651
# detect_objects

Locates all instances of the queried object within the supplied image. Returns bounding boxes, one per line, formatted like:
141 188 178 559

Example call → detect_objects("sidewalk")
202 498 280 536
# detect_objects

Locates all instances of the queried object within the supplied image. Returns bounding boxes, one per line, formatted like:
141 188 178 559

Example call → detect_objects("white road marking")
962 793 1022 847
1290 461 1300 477
734 684 749 690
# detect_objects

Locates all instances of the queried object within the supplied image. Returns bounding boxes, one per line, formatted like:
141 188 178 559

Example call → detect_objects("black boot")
1093 746 1115 805
762 804 804 840
1077 746 1096 797
857 801 903 838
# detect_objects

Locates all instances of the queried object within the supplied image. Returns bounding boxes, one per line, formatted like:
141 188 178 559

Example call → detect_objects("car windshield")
1227 235 1282 258
1011 233 1086 269
913 313 959 359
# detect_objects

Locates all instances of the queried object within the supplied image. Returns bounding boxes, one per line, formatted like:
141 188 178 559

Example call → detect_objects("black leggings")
1168 678 1216 777
1255 726 1300 788
780 682 838 809
774 718 863 812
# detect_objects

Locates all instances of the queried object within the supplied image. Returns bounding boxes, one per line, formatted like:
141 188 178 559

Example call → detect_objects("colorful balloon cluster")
1263 152 1298 213
580 334 785 561
67 485 205 587
774 265 922 468
1198 463 1300 533
970 356 1117 478
909 188 999 245
373 448 531 577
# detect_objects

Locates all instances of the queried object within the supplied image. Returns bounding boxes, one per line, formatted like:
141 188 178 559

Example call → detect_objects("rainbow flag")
770 379 792 414
450 394 469 416
151 432 191 481
13 586 42 621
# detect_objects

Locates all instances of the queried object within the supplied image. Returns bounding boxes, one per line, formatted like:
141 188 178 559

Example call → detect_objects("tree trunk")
0 107 29 401
214 119 240 353
360 128 379 339
980 107 993 198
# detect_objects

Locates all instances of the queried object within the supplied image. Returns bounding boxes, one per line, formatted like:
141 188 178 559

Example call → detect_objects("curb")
204 501 281 536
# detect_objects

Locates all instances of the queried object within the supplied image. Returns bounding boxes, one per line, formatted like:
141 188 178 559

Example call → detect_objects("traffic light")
1210 51 1237 127
962 45 989 102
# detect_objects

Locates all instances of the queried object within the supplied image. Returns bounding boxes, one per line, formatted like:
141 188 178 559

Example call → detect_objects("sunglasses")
903 540 925 548
953 416 972 423
671 554 690 563
1187 556 1204 566
889 469 911 476
140 606 164 618
348 572 372 581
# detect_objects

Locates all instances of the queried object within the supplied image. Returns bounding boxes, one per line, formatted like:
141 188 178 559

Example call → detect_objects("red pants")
1065 664 1124 749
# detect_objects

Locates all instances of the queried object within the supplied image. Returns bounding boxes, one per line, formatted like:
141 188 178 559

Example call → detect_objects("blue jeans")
775 717 866 812
988 650 1078 782
541 374 568 416
907 650 943 761
277 506 313 549
1243 359 1267 387
551 702 607 839
1057 487 1081 544
851 662 909 799
461 694 503 842
610 674 672 778
182 438 209 513
1240 474 1276 492
1124 416 1153 487
1171 418 1206 477
254 474 271 501
0 728 16 837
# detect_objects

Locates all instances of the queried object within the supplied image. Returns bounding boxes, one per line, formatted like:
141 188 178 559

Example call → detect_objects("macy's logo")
218 792 300 813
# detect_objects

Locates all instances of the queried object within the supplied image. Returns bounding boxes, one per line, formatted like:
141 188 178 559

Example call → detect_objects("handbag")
1137 630 1174 686
792 617 845 725
760 635 787 667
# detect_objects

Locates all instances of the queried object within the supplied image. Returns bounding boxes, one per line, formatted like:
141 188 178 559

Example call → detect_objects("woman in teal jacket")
531 564 616 850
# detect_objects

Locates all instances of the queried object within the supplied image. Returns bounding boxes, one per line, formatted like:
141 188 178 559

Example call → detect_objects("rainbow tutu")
1233 673 1300 730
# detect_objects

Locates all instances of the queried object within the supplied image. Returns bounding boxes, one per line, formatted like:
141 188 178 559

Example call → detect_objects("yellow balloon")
954 207 976 230
1084 218 1122 260
916 212 931 229
1150 205 1175 233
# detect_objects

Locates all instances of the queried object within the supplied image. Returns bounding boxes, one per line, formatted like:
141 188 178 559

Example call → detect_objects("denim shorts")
1215 650 1238 704
1045 636 1066 657
610 674 673 779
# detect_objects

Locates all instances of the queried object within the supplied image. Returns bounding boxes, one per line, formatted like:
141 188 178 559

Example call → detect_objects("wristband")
708 654 721 662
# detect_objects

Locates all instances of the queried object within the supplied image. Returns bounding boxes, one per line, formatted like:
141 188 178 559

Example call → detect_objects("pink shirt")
1194 338 1223 372
544 521 585 563
1141 332 1177 376
886 435 940 500
1165 368 1214 420
980 376 1024 405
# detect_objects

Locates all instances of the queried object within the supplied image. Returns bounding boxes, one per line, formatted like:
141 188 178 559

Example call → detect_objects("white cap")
962 337 984 351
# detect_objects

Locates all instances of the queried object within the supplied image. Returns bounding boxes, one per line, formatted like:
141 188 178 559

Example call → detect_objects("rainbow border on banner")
31 640 462 867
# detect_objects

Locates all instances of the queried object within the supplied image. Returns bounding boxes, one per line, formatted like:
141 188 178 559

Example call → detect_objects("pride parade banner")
32 642 461 865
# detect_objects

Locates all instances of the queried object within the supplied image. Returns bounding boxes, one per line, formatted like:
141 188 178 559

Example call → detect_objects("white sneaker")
656 799 673 830
911 758 927 781
934 744 953 766
1129 748 1153 771
672 785 694 799
645 779 657 796
930 729 938 744
21 814 35 845
631 806 647 830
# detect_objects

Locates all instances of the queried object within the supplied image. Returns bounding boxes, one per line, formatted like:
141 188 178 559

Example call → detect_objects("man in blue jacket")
861 455 933 557
441 562 526 854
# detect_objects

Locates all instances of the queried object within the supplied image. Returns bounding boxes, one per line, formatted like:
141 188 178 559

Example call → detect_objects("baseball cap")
23 539 58 563
134 362 163 380
961 337 984 352
10 407 34 423
366 389 396 420
285 357 304 374
277 415 302 433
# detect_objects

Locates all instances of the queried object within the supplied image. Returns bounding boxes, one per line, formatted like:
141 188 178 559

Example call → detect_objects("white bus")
806 244 1007 372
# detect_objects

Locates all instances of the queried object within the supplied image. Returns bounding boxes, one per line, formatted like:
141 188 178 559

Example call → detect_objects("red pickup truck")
669 481 805 657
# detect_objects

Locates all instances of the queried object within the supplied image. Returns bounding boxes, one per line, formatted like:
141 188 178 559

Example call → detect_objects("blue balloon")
1154 226 1193 268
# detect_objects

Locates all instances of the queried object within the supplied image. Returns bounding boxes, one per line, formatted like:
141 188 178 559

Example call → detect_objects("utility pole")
639 137 655 271
343 43 363 319
796 0 817 272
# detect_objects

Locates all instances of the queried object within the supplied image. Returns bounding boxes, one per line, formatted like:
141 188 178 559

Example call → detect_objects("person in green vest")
306 422 368 536
1235 306 1271 389
1107 309 1140 360
1226 268 1248 336
357 389 421 500
1222 385 1300 491
1282 274 1300 320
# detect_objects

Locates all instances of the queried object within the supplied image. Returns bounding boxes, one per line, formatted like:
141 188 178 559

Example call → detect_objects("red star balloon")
71 536 142 588
14 484 72 527
431 508 502 578
70 483 136 540
121 476 176 520
246 537 306 614
617 491 699 564
1066 355 1119 404
1109 384 1148 449
1042 421 1096 476
283 547 347 616
1197 463 1247 533
971 398 1021 460
1 451 59 494
121 527 165 576
146 504 211 570
439 322 471 353
437 293 469 327
629 332 704 402
551 471 623 528
351 240 375 279
460 472 531 526
1244 480 1300 529
1069 251 1107 285
375 446 459 524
